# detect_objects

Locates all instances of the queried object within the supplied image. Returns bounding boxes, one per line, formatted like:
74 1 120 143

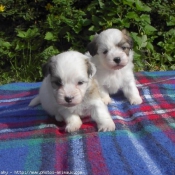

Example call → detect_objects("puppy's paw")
129 95 142 105
102 95 112 105
98 120 116 132
65 117 82 133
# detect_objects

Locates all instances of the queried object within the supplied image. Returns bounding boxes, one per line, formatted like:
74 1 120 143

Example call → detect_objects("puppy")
87 28 142 105
29 51 115 133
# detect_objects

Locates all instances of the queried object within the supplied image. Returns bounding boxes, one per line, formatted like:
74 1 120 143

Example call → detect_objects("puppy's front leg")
56 110 82 133
91 100 115 132
123 81 142 105
100 88 112 105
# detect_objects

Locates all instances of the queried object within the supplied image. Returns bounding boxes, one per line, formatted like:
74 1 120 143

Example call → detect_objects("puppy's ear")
87 34 98 56
42 62 50 77
42 57 54 77
122 29 134 49
86 60 96 78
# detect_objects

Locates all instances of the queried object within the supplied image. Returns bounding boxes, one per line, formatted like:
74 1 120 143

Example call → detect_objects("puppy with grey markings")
29 51 115 133
87 28 142 105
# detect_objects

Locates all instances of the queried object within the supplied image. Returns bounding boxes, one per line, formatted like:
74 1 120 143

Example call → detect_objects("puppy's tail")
29 95 40 107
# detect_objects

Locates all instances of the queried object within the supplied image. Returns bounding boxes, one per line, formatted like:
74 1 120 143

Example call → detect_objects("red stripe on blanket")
148 113 175 143
85 133 110 175
0 128 66 140
136 76 152 84
0 118 60 129
55 138 69 171
0 89 37 99
0 120 46 129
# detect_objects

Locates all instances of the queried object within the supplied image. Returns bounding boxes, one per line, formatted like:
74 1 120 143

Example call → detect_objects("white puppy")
29 51 115 133
87 28 142 105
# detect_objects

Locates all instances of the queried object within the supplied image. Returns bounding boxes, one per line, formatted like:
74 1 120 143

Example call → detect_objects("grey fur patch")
121 29 133 49
87 34 99 56
85 59 96 78
42 56 56 77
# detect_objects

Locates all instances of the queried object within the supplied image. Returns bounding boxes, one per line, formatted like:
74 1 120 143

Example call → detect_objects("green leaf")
17 31 27 38
130 32 140 46
147 42 154 51
41 46 59 60
44 32 56 41
140 35 147 48
131 33 147 49
134 51 142 60
126 12 139 21
144 25 157 34
92 15 100 26
164 53 173 61
123 0 135 7
166 29 175 36
2 41 11 49
140 14 151 24
157 41 164 47
171 65 175 69
27 28 40 38
121 19 130 28
111 0 119 6
167 16 175 26
65 32 74 42
135 0 151 12
17 28 39 39
15 42 25 50
81 19 91 26
89 34 96 41
89 26 95 31
98 0 104 8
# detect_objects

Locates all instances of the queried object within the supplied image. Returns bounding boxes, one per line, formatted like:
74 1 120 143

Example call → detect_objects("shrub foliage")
0 0 175 84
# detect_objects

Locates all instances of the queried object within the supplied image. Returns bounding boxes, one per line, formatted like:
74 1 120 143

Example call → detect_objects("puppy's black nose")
113 57 121 64
65 96 74 103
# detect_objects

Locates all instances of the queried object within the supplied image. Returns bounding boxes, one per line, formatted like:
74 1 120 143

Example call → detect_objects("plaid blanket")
0 71 175 175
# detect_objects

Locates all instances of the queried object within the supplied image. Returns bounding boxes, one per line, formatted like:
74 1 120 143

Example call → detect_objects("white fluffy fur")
29 51 115 133
87 28 142 105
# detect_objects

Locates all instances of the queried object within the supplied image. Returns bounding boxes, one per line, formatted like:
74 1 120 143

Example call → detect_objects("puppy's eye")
55 81 62 87
77 81 84 85
51 77 63 88
52 78 62 87
121 46 130 50
103 50 108 54
122 47 127 50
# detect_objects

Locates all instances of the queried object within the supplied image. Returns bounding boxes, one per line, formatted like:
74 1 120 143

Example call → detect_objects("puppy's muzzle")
113 57 121 64
64 96 74 103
